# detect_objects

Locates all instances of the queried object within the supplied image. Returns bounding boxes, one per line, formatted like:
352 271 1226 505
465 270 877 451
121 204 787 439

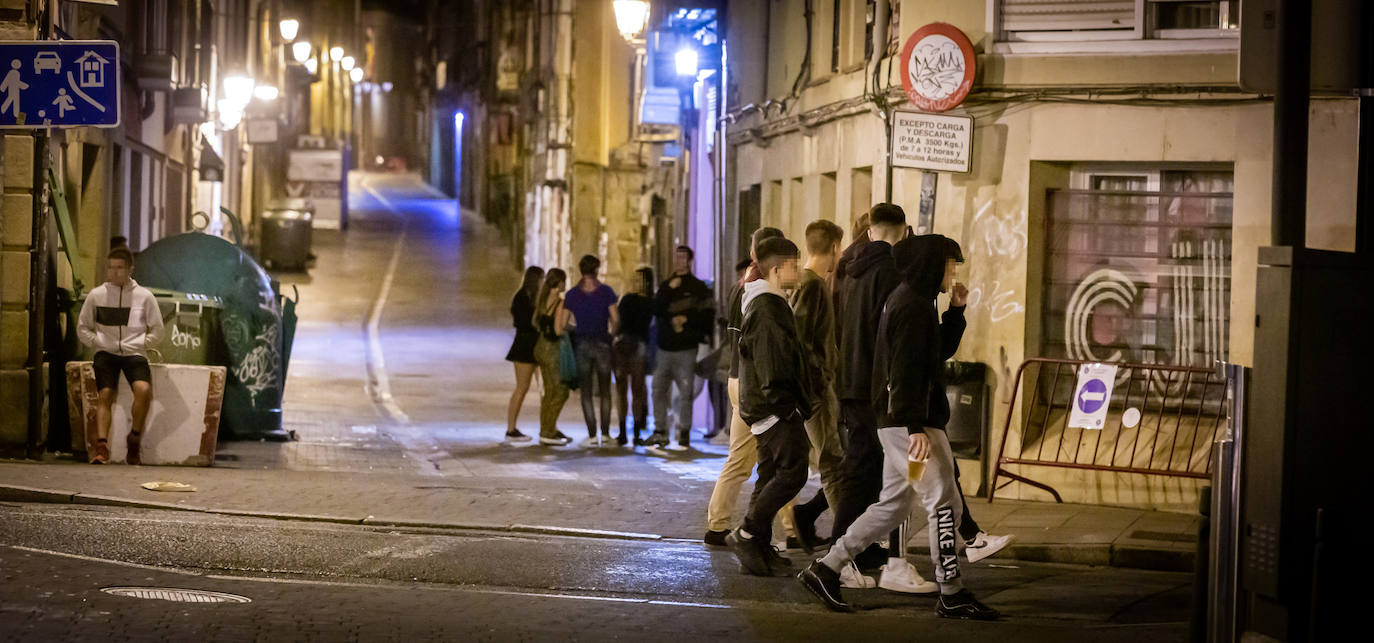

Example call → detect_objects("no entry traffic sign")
0 41 120 128
899 23 975 113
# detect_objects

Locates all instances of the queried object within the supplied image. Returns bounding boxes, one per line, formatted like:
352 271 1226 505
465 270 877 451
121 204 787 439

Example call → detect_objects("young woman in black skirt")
504 266 544 442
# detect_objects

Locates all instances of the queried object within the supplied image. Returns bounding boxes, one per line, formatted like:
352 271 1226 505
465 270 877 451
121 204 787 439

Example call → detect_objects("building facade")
0 0 326 452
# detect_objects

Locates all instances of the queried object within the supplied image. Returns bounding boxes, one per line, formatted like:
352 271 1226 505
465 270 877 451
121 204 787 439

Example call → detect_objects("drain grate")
101 587 252 604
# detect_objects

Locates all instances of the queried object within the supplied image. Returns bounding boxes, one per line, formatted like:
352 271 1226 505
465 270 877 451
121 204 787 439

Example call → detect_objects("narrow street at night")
0 174 1192 641
2 0 1367 641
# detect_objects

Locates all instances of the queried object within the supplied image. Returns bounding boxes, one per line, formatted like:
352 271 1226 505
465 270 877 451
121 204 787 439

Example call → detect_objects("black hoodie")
837 240 900 402
873 235 967 435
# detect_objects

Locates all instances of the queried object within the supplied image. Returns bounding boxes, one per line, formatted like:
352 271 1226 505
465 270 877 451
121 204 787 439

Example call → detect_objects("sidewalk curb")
0 483 664 543
0 483 1191 570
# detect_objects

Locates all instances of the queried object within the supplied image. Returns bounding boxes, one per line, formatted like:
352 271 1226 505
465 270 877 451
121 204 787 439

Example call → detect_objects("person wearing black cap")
729 236 816 577
800 234 1000 620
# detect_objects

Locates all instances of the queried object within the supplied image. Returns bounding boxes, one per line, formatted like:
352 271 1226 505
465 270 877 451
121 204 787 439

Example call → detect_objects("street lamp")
341 56 355 71
223 75 255 106
349 67 363 83
674 47 698 76
278 18 300 42
304 57 318 75
613 0 650 42
329 46 344 62
292 41 313 64
217 99 243 129
253 85 279 101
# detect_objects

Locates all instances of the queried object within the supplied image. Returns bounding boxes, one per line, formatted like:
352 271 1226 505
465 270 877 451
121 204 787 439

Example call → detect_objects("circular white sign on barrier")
1122 407 1142 429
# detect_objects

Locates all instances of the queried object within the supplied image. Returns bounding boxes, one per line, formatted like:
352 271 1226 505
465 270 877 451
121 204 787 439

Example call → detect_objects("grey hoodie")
78 278 165 357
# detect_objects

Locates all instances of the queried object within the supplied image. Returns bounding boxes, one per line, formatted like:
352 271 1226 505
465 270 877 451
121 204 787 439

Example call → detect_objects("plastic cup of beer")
908 456 927 483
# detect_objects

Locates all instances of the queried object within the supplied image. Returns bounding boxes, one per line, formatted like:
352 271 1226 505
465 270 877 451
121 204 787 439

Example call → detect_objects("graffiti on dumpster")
170 324 202 351
232 324 280 399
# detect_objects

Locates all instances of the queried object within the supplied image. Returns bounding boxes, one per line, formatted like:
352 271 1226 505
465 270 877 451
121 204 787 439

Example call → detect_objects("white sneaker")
964 532 1015 563
579 436 601 449
877 558 938 594
840 562 876 589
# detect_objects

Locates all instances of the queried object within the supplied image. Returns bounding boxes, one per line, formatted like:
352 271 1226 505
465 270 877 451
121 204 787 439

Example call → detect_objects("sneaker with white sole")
964 532 1015 564
840 562 876 589
877 558 938 594
579 436 601 448
539 433 573 446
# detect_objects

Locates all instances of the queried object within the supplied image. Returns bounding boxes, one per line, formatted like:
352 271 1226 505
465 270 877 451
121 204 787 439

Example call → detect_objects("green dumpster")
131 230 291 441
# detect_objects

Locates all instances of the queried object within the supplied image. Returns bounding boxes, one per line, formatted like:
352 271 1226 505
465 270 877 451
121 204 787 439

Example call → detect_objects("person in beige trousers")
704 228 788 546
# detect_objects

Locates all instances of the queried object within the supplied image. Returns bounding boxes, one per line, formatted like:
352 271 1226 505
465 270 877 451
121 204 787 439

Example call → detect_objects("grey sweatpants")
820 426 965 593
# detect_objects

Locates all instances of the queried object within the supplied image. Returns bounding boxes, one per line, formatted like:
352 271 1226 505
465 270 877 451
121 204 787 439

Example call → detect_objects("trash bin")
944 361 990 495
259 207 313 270
151 291 227 366
74 289 226 367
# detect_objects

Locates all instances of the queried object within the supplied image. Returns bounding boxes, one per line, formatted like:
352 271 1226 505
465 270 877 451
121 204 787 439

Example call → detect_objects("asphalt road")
0 502 1190 641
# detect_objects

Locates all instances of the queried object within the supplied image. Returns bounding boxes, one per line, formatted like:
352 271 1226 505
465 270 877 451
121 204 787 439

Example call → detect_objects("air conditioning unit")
136 53 178 92
171 86 207 124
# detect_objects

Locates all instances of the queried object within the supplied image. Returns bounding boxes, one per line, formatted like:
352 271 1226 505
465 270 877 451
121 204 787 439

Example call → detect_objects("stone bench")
65 362 226 466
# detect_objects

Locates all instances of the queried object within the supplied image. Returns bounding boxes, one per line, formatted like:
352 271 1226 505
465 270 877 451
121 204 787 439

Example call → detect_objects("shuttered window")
998 1 1241 43
1041 168 1234 370
1000 0 1138 34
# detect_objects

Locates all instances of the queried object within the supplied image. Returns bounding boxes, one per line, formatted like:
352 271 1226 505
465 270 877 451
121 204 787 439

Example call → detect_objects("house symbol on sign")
75 50 108 88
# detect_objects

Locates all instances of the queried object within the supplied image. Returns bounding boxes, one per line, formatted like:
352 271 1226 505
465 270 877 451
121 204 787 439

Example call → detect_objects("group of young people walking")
500 203 1011 620
503 248 714 449
709 204 1012 620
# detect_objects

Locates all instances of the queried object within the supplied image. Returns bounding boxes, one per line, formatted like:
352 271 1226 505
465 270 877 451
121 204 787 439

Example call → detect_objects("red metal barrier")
989 357 1228 503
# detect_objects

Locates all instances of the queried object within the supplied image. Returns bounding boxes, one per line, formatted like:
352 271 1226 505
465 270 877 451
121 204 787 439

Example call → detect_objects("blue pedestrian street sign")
0 41 120 129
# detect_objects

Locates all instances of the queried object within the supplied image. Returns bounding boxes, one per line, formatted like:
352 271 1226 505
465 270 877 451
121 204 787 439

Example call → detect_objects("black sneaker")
677 429 691 448
644 431 669 447
615 432 628 447
763 543 795 576
704 529 730 547
505 429 533 443
855 543 889 572
798 561 853 612
729 529 773 577
937 590 1002 621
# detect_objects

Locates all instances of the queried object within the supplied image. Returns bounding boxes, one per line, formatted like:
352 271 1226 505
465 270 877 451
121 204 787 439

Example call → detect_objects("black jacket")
738 284 816 426
837 240 900 401
873 235 967 434
723 265 761 380
655 273 714 351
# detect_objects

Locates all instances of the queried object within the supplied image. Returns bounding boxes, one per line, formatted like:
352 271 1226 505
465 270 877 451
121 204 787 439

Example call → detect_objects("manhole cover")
101 587 252 604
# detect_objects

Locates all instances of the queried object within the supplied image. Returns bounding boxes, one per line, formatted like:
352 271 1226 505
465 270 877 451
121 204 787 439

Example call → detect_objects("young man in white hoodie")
77 247 164 464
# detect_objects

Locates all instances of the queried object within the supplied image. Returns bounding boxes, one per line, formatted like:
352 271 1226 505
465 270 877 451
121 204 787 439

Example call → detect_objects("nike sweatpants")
820 426 965 593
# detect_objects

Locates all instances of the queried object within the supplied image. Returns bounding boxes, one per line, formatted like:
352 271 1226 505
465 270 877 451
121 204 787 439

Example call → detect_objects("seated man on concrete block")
77 246 164 464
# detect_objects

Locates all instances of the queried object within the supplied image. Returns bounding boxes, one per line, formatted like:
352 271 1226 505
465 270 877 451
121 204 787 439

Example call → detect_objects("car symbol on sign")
34 52 61 74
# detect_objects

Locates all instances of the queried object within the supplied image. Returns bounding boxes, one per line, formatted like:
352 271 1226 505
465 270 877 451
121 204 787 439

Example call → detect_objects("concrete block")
1 250 29 304
0 310 27 368
0 368 27 447
68 362 225 466
2 134 33 190
1 193 32 246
